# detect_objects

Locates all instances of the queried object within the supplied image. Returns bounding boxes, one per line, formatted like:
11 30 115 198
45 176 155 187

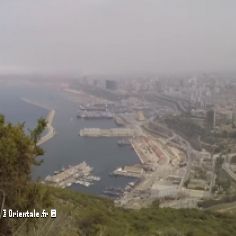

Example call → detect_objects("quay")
21 97 56 146
112 164 144 178
44 161 100 188
37 109 56 146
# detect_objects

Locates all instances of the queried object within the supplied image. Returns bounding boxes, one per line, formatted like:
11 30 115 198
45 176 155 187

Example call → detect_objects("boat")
85 175 101 181
76 180 92 187
103 190 121 197
53 166 65 175
93 176 101 181
128 182 135 187
66 182 72 187
84 182 91 187
103 187 124 197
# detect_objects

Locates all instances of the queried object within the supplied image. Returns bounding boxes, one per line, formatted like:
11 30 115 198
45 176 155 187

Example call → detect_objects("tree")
0 115 47 235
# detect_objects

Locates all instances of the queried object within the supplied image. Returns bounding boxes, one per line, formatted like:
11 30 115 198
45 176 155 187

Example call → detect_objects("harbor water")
0 81 139 196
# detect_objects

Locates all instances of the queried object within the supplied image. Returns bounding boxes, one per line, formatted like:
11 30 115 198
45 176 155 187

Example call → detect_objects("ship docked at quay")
44 162 101 188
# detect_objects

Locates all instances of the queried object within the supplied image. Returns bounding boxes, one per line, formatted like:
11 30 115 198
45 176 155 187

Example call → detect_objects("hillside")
1 115 236 236
15 185 236 236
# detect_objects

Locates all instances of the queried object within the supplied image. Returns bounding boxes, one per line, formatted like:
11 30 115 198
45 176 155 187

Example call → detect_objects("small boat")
76 180 91 187
84 182 91 187
128 182 135 187
66 182 72 187
53 170 60 175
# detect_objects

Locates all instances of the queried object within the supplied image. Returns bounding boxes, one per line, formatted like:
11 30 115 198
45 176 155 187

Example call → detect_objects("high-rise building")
232 112 236 128
206 109 215 130
105 80 118 90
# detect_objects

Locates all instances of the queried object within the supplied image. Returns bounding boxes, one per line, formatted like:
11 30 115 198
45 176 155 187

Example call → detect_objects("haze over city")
2 1 236 235
1 0 236 75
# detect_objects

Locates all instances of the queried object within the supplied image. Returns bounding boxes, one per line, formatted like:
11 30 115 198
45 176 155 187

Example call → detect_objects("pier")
37 109 56 146
21 97 56 146
44 162 100 188
113 165 144 178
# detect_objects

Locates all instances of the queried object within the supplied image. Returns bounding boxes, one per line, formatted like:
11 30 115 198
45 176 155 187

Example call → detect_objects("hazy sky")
0 0 236 75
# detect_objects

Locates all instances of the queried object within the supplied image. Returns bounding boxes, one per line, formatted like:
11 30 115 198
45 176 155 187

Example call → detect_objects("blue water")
0 84 47 129
0 81 139 196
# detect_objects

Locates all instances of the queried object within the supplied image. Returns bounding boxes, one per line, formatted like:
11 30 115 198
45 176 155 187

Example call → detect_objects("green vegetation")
0 115 49 235
198 195 236 209
164 115 205 150
164 115 236 153
16 186 236 236
1 115 236 236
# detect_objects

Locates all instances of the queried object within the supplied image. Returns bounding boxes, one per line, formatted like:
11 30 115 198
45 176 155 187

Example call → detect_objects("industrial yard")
73 92 199 208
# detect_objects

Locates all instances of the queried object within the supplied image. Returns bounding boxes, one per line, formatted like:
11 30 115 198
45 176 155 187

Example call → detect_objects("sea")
0 80 139 196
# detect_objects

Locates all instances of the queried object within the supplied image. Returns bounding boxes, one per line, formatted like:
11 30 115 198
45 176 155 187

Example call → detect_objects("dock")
21 97 56 146
112 164 144 178
37 109 56 146
44 162 100 188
